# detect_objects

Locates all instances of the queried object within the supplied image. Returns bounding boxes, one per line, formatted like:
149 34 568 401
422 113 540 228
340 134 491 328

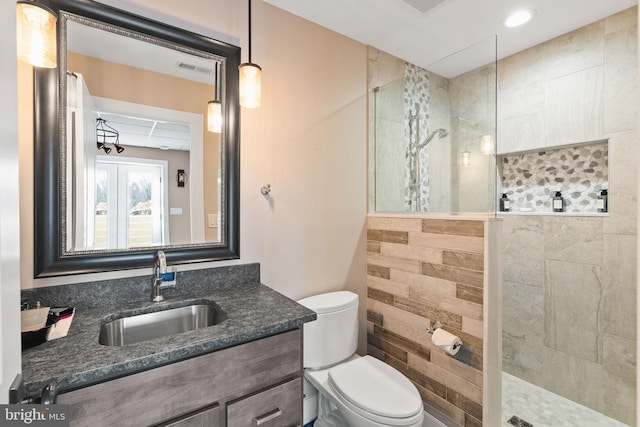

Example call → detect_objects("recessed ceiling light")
504 9 536 28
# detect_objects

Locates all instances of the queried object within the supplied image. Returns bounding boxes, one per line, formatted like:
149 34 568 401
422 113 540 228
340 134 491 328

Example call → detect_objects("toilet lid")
328 356 422 419
297 291 358 314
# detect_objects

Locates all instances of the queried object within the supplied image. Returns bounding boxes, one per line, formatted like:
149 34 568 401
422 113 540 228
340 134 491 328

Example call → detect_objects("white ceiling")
67 19 220 85
264 0 637 77
67 20 212 151
97 112 191 151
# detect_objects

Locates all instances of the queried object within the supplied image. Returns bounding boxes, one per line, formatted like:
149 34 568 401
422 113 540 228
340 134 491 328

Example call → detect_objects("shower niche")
498 140 609 215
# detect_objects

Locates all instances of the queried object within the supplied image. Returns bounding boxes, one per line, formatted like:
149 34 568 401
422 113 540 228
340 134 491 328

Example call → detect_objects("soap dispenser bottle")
597 189 608 213
499 193 511 212
553 191 565 212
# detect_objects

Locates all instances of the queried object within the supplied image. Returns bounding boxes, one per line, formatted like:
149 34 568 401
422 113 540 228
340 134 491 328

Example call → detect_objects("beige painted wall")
18 0 369 342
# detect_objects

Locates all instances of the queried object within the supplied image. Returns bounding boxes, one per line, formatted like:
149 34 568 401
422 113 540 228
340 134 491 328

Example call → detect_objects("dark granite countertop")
21 282 316 398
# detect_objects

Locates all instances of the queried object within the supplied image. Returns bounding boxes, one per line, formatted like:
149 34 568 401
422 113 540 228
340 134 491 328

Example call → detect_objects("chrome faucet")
152 250 175 302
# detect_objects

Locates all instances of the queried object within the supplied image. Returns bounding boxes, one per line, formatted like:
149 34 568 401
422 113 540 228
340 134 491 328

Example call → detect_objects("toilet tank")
297 291 359 369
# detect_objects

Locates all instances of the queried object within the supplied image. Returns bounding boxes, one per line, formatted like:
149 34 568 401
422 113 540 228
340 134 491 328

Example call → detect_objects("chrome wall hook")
260 184 271 195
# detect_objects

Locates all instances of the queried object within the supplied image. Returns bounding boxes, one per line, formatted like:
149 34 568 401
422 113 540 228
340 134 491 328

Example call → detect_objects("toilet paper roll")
431 328 463 356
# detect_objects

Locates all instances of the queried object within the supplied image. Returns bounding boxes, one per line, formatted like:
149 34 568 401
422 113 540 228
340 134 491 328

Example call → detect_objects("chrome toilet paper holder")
426 321 463 353
425 320 443 334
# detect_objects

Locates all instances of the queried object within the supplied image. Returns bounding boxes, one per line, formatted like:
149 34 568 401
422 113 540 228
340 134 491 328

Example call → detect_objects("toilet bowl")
298 291 424 427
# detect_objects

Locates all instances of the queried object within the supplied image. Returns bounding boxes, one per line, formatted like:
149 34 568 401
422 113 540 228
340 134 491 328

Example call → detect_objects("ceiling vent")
176 61 213 75
400 0 447 14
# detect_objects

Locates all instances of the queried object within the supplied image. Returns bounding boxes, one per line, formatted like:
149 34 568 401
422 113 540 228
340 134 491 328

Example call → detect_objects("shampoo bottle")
553 191 564 212
499 193 510 212
597 189 608 213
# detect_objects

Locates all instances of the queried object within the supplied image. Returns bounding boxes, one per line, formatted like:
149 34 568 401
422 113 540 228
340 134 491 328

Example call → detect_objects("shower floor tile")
502 372 629 427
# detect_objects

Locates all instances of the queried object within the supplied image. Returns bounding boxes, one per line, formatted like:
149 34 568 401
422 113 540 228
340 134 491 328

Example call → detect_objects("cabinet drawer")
155 403 222 427
227 378 301 427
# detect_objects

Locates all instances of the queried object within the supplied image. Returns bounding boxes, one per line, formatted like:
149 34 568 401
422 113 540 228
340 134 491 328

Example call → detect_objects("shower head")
417 128 449 149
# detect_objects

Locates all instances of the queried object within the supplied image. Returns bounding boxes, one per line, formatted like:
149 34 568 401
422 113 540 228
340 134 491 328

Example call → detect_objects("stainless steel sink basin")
99 302 226 346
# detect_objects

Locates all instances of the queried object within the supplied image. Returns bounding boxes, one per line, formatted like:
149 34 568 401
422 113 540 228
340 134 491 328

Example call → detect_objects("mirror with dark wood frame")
34 0 240 277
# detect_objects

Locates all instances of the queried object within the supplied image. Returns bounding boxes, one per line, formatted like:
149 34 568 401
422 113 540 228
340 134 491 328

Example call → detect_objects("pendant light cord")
248 0 252 63
214 62 219 101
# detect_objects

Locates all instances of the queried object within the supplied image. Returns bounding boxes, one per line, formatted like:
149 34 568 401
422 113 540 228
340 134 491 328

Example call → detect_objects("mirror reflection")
64 18 223 252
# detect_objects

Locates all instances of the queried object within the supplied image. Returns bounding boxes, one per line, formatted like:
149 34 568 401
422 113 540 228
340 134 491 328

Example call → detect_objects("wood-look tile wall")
367 216 491 426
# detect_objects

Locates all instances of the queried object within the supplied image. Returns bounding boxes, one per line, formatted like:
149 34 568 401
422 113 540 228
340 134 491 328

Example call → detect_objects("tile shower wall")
499 141 609 212
499 7 637 424
367 216 501 427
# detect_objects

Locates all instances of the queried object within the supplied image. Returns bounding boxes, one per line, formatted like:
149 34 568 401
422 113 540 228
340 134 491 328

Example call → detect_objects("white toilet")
298 291 424 427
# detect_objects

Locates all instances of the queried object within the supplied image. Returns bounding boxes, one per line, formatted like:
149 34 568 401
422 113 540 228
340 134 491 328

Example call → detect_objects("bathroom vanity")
58 330 302 426
21 270 315 427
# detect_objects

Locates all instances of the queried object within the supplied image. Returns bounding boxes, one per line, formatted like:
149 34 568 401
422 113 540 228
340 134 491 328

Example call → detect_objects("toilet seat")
327 356 423 426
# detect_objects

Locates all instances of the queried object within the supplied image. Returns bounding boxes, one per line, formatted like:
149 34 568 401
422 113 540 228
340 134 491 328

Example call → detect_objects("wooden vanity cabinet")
57 329 303 427
226 378 301 427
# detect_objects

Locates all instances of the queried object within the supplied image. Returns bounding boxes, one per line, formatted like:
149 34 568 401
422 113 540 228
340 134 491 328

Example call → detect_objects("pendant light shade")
208 100 222 133
239 62 261 108
480 134 494 155
239 0 261 108
16 1 57 68
462 151 471 168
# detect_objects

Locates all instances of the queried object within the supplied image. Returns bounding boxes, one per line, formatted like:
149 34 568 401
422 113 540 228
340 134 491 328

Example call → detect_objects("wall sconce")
239 0 261 108
480 134 494 155
16 1 57 68
177 169 186 187
207 62 222 133
462 151 471 167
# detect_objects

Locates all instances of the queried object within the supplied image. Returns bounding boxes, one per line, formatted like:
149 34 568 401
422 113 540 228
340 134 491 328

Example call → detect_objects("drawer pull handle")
252 408 282 425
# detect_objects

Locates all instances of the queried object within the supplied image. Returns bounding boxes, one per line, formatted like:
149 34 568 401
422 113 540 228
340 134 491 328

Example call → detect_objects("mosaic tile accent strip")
403 62 432 212
499 142 608 213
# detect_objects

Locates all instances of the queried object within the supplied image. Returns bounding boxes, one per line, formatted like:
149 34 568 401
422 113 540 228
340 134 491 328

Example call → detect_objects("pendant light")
462 151 471 168
96 118 123 155
208 62 222 133
239 0 261 108
16 1 57 68
480 134 494 155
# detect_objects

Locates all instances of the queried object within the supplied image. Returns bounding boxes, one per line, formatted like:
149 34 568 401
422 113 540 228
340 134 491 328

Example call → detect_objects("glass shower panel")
374 79 406 212
371 36 497 214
